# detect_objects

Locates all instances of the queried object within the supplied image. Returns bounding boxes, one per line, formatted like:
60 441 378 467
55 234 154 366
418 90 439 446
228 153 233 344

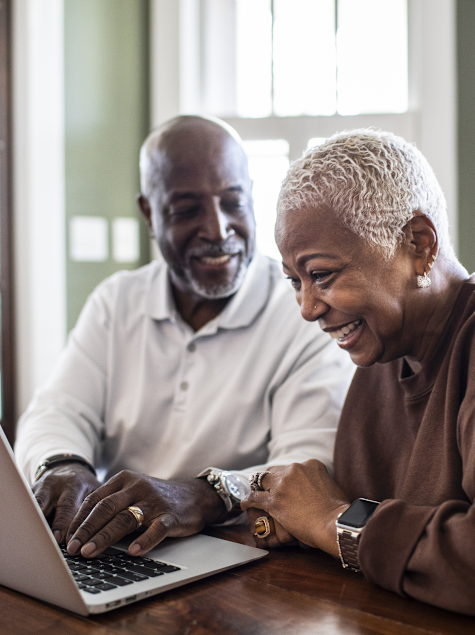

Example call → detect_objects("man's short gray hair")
277 129 454 260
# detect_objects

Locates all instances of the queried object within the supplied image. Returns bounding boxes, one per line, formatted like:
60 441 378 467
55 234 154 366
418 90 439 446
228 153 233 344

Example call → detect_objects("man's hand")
241 460 350 557
33 463 101 545
66 470 226 558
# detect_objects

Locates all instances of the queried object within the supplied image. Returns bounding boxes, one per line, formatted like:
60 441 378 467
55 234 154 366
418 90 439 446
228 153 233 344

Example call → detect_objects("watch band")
34 454 96 482
336 498 380 574
196 468 234 512
336 525 362 573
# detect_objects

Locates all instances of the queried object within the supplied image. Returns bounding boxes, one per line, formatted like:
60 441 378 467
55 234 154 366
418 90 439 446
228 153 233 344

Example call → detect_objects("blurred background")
1 0 474 435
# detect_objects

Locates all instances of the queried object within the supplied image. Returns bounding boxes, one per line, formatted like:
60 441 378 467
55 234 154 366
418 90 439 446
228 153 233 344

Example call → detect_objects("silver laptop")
0 426 267 615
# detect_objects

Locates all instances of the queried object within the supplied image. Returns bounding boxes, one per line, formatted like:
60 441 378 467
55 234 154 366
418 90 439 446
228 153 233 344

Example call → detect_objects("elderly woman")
242 129 475 615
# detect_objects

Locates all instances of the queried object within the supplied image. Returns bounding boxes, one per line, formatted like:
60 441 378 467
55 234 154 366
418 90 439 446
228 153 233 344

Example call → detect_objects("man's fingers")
50 489 86 544
129 514 175 556
33 482 56 518
77 508 141 557
68 491 135 554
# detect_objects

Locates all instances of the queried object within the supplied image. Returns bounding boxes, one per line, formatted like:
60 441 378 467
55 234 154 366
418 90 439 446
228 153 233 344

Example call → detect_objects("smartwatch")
336 498 380 573
196 468 250 513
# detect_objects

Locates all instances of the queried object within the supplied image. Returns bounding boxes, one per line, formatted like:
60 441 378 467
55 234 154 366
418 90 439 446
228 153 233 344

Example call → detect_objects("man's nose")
199 198 234 243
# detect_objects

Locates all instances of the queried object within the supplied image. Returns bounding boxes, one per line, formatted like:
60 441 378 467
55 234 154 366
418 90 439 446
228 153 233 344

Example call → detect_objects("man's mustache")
186 240 245 259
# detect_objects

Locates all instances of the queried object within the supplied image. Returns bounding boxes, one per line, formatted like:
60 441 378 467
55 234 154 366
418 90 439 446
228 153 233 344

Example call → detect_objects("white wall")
13 0 67 416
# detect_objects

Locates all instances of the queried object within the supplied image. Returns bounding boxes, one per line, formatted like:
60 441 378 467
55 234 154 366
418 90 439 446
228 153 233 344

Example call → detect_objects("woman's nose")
299 291 328 322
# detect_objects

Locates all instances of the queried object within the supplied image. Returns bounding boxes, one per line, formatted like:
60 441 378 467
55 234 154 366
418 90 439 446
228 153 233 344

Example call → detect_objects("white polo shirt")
15 253 354 484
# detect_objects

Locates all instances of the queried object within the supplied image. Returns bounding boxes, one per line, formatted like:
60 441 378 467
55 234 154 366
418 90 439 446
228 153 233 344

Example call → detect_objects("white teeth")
329 320 361 339
200 255 232 265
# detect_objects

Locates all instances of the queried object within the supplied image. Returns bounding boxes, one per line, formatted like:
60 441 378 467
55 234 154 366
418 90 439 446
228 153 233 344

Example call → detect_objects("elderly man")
15 116 353 559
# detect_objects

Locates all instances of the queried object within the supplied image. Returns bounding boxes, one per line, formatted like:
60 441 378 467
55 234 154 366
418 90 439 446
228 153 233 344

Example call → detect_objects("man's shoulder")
92 260 163 299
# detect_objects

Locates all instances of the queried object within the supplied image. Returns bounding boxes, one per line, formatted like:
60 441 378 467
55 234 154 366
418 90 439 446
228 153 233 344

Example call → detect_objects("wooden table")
0 526 474 635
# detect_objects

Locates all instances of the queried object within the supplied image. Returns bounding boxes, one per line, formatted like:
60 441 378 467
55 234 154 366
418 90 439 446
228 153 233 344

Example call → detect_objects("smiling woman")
242 129 475 615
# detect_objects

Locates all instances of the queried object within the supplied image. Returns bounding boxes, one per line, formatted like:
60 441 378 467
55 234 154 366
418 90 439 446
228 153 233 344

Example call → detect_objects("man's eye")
170 204 200 217
221 198 246 213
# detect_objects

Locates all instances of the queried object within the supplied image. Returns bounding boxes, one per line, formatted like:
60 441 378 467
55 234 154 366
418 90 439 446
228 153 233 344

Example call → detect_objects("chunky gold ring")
249 471 271 491
254 516 274 538
126 505 144 530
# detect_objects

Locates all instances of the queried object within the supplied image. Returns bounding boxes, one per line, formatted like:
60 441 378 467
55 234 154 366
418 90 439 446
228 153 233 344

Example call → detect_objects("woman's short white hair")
277 129 454 260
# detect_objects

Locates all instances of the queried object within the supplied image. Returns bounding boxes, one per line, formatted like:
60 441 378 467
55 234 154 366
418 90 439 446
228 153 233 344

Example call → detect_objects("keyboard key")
110 576 133 586
117 571 149 582
81 586 101 594
68 563 88 571
95 582 118 591
151 564 181 573
121 564 154 575
82 578 103 586
73 574 89 582
89 571 114 580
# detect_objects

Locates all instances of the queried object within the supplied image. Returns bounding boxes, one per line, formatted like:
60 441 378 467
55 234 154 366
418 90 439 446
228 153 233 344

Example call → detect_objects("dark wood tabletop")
1 525 474 635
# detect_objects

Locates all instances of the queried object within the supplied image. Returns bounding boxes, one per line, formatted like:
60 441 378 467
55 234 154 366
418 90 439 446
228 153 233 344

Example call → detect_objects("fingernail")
129 543 141 555
67 539 81 555
81 542 96 557
53 530 62 543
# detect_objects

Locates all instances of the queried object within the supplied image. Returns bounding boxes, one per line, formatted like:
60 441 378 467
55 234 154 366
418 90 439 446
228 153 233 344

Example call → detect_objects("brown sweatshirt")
334 277 475 615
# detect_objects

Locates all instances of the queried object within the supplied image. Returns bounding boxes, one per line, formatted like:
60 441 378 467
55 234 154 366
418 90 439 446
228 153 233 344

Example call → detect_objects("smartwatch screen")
339 498 380 528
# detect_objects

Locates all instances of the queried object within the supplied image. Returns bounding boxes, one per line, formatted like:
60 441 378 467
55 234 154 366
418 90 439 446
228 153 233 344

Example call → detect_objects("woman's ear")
405 214 438 275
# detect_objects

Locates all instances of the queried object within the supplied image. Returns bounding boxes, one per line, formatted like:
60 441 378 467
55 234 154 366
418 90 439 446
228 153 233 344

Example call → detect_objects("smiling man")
15 116 354 559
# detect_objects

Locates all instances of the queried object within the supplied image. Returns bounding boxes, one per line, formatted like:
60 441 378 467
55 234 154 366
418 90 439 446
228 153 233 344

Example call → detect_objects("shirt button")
180 381 189 391
187 342 196 352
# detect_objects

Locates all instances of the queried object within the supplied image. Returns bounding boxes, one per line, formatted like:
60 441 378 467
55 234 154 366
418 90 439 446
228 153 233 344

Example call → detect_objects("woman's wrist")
323 503 351 558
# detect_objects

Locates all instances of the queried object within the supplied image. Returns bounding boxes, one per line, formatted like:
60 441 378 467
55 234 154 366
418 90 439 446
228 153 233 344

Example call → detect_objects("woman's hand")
241 460 350 557
246 506 299 549
66 470 226 558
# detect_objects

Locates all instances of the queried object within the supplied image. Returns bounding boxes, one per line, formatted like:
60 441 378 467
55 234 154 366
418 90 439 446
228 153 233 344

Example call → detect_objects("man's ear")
137 194 154 236
405 213 438 274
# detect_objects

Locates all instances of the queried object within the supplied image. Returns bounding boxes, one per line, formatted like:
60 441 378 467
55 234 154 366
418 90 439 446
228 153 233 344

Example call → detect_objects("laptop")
0 426 267 615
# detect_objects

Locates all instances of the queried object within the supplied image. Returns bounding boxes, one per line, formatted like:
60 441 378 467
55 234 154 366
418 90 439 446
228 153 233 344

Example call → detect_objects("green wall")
457 0 475 274
65 0 150 331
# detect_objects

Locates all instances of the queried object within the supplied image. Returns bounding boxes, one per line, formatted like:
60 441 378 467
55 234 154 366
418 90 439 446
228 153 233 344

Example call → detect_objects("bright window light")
273 0 336 116
236 0 272 117
307 137 327 149
242 139 289 261
337 0 408 115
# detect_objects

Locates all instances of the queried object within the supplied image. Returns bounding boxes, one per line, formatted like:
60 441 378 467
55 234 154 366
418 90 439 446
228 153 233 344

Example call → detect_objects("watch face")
339 498 379 528
224 474 248 501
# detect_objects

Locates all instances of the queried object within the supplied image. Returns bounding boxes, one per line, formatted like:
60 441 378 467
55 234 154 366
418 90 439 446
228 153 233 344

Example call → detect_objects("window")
202 0 408 119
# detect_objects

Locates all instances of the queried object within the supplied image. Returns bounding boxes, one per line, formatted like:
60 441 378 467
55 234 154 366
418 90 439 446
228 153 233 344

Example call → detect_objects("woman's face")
276 205 418 367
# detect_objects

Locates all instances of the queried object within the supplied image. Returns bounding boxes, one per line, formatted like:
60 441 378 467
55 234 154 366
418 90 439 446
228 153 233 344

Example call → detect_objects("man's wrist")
34 454 96 482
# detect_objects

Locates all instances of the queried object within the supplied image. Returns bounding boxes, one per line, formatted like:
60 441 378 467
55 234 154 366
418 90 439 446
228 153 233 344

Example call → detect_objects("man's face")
145 131 255 300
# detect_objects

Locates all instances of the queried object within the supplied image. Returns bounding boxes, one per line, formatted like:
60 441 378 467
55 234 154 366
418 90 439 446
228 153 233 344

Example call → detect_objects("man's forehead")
158 138 250 195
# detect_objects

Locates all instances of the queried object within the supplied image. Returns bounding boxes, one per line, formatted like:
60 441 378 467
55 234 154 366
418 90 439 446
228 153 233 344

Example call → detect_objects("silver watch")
336 498 380 573
196 468 250 512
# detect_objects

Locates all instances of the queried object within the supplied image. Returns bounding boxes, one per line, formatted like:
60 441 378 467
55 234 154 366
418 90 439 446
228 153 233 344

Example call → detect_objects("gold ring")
127 505 144 530
254 516 274 538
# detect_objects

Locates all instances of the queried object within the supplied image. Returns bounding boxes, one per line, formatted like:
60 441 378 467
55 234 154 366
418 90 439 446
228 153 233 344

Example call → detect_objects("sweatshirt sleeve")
358 333 475 616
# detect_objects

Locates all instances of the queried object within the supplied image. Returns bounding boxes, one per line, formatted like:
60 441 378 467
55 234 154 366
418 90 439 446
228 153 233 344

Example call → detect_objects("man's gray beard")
182 257 249 300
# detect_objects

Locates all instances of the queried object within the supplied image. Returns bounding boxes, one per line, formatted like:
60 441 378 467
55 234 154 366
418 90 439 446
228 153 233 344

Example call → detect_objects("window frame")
0 0 16 444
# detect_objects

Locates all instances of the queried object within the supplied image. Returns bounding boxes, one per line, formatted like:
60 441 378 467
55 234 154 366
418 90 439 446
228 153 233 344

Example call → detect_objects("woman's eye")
286 276 300 289
310 271 331 283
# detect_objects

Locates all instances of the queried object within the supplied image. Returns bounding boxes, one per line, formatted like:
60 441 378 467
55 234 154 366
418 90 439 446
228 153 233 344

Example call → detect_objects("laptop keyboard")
60 545 181 595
